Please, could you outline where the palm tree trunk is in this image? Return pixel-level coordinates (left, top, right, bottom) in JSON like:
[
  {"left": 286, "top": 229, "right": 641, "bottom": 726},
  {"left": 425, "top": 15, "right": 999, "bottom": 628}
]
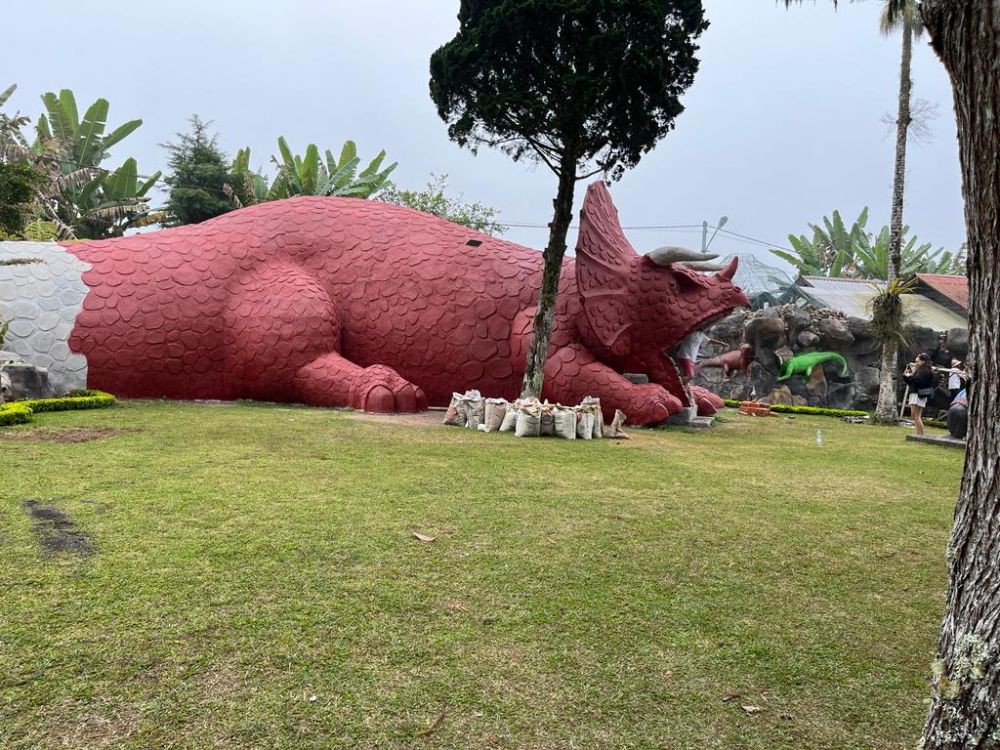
[
  {"left": 919, "top": 1, "right": 1000, "bottom": 746},
  {"left": 520, "top": 158, "right": 577, "bottom": 399},
  {"left": 873, "top": 19, "right": 913, "bottom": 424}
]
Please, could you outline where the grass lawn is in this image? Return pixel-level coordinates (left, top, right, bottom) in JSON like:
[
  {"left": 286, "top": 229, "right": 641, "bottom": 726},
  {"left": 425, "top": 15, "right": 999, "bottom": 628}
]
[{"left": 0, "top": 401, "right": 963, "bottom": 749}]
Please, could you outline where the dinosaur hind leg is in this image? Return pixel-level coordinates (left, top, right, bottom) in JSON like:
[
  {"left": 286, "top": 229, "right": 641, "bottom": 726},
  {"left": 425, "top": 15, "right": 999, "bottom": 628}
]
[{"left": 294, "top": 354, "right": 428, "bottom": 413}]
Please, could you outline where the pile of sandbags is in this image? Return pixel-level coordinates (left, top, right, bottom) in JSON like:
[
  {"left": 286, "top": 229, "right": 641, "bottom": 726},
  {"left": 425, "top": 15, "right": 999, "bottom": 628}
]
[{"left": 443, "top": 392, "right": 629, "bottom": 440}]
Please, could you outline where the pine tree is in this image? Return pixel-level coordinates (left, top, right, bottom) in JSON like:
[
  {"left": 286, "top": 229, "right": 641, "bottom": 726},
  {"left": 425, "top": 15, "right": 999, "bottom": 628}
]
[{"left": 162, "top": 115, "right": 232, "bottom": 226}]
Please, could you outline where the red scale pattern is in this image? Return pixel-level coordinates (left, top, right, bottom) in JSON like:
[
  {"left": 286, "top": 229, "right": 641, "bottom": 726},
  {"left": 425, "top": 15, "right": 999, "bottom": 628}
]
[{"left": 64, "top": 183, "right": 748, "bottom": 424}]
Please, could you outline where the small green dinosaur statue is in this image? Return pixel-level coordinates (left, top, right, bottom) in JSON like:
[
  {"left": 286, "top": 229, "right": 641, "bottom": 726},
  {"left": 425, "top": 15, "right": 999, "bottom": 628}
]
[{"left": 777, "top": 351, "right": 849, "bottom": 381}]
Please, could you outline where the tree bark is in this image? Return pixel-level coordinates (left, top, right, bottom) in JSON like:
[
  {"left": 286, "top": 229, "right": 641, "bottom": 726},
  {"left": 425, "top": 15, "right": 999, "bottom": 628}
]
[
  {"left": 919, "top": 1, "right": 1000, "bottom": 747},
  {"left": 873, "top": 18, "right": 914, "bottom": 424},
  {"left": 520, "top": 159, "right": 578, "bottom": 399}
]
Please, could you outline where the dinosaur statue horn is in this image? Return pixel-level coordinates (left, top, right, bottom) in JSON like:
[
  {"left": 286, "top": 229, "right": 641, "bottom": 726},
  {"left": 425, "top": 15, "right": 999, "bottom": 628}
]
[
  {"left": 718, "top": 256, "right": 739, "bottom": 281},
  {"left": 647, "top": 246, "right": 719, "bottom": 266},
  {"left": 680, "top": 261, "right": 726, "bottom": 272}
]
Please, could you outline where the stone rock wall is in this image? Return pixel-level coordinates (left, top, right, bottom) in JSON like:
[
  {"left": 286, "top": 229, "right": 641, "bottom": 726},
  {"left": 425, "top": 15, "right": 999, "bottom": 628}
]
[{"left": 693, "top": 304, "right": 967, "bottom": 414}]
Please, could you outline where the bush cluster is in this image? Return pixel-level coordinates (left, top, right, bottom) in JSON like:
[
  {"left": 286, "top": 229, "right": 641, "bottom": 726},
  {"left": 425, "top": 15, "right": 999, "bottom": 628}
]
[
  {"left": 0, "top": 401, "right": 33, "bottom": 426},
  {"left": 0, "top": 390, "right": 116, "bottom": 427},
  {"left": 723, "top": 399, "right": 869, "bottom": 418}
]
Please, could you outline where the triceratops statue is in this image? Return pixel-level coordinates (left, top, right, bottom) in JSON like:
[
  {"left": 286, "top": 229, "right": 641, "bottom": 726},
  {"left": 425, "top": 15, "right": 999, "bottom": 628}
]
[{"left": 0, "top": 182, "right": 748, "bottom": 424}]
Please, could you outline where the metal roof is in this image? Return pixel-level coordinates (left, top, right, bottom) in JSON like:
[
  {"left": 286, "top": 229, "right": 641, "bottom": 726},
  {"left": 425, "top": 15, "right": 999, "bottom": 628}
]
[{"left": 797, "top": 276, "right": 968, "bottom": 331}]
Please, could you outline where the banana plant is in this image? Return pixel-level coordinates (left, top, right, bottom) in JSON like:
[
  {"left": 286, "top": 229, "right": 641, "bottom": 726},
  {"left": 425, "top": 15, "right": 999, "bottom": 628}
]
[
  {"left": 226, "top": 138, "right": 396, "bottom": 207},
  {"left": 23, "top": 89, "right": 161, "bottom": 239},
  {"left": 74, "top": 158, "right": 166, "bottom": 238},
  {"left": 770, "top": 207, "right": 869, "bottom": 278},
  {"left": 772, "top": 207, "right": 959, "bottom": 280}
]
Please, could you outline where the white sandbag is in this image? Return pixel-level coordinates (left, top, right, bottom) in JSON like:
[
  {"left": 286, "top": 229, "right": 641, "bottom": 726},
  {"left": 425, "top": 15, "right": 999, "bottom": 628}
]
[
  {"left": 514, "top": 401, "right": 542, "bottom": 437},
  {"left": 499, "top": 400, "right": 519, "bottom": 432},
  {"left": 463, "top": 390, "right": 485, "bottom": 429},
  {"left": 539, "top": 401, "right": 556, "bottom": 436},
  {"left": 553, "top": 406, "right": 577, "bottom": 439},
  {"left": 483, "top": 398, "right": 508, "bottom": 432},
  {"left": 575, "top": 409, "right": 594, "bottom": 440},
  {"left": 582, "top": 396, "right": 603, "bottom": 439},
  {"left": 443, "top": 392, "right": 467, "bottom": 426},
  {"left": 607, "top": 408, "right": 629, "bottom": 439}
]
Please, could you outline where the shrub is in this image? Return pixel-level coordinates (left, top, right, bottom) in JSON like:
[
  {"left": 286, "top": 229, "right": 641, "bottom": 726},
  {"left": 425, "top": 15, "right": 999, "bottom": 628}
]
[
  {"left": 723, "top": 399, "right": 869, "bottom": 418},
  {"left": 0, "top": 401, "right": 32, "bottom": 426},
  {"left": 19, "top": 390, "right": 116, "bottom": 413},
  {"left": 0, "top": 390, "right": 116, "bottom": 428}
]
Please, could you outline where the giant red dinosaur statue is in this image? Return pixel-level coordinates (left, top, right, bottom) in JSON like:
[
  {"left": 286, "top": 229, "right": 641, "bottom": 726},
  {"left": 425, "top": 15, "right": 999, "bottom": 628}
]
[{"left": 0, "top": 182, "right": 749, "bottom": 424}]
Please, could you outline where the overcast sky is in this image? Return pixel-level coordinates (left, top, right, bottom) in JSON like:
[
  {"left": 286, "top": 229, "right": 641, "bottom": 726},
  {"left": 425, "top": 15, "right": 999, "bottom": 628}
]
[{"left": 4, "top": 0, "right": 965, "bottom": 269}]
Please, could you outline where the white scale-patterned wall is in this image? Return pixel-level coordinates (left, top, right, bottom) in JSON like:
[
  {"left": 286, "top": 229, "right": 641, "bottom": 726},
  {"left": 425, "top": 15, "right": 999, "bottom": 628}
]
[{"left": 0, "top": 241, "right": 91, "bottom": 394}]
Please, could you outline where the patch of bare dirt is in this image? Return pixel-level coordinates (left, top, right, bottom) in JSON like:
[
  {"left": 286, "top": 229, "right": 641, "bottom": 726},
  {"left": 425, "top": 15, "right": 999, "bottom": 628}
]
[
  {"left": 22, "top": 500, "right": 95, "bottom": 556},
  {"left": 0, "top": 427, "right": 134, "bottom": 443}
]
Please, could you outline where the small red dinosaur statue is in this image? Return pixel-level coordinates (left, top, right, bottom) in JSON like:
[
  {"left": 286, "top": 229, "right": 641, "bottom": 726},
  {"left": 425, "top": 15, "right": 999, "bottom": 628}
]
[{"left": 698, "top": 343, "right": 755, "bottom": 379}]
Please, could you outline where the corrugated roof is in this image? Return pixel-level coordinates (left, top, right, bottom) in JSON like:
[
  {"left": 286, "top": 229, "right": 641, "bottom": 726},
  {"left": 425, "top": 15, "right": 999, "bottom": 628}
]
[
  {"left": 799, "top": 285, "right": 968, "bottom": 331},
  {"left": 915, "top": 274, "right": 968, "bottom": 312}
]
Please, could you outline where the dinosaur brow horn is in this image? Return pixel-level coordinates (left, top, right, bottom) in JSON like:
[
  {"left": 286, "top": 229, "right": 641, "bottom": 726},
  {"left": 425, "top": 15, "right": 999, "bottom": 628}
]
[
  {"left": 680, "top": 261, "right": 726, "bottom": 272},
  {"left": 646, "top": 246, "right": 719, "bottom": 266}
]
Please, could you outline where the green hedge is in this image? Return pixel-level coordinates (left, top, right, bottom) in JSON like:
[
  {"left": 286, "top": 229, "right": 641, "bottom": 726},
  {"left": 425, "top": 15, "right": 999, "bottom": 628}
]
[
  {"left": 0, "top": 401, "right": 33, "bottom": 426},
  {"left": 0, "top": 390, "right": 116, "bottom": 427},
  {"left": 723, "top": 399, "right": 869, "bottom": 418},
  {"left": 20, "top": 389, "right": 117, "bottom": 413}
]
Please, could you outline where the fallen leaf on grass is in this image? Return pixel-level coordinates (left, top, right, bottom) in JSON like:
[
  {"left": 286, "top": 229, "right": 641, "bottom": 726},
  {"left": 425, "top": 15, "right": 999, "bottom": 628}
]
[
  {"left": 415, "top": 705, "right": 447, "bottom": 737},
  {"left": 412, "top": 531, "right": 437, "bottom": 543},
  {"left": 742, "top": 705, "right": 764, "bottom": 715},
  {"left": 722, "top": 691, "right": 741, "bottom": 702}
]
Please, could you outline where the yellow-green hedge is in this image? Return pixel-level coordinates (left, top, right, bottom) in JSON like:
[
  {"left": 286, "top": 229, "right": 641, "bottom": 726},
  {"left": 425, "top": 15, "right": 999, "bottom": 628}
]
[
  {"left": 0, "top": 390, "right": 116, "bottom": 427},
  {"left": 0, "top": 401, "right": 33, "bottom": 426},
  {"left": 723, "top": 399, "right": 869, "bottom": 418}
]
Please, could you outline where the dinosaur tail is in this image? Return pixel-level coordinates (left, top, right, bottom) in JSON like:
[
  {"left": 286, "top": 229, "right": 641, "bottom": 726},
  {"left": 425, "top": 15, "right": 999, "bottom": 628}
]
[{"left": 830, "top": 353, "right": 849, "bottom": 377}]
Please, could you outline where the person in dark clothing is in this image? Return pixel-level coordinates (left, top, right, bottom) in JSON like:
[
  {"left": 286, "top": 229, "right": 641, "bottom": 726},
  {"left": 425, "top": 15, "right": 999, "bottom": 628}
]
[
  {"left": 948, "top": 388, "right": 968, "bottom": 440},
  {"left": 903, "top": 352, "right": 935, "bottom": 436}
]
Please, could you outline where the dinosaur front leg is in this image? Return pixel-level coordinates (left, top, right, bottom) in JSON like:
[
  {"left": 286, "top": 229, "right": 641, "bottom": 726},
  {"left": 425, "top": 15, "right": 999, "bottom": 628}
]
[
  {"left": 293, "top": 354, "right": 428, "bottom": 413},
  {"left": 542, "top": 344, "right": 683, "bottom": 425}
]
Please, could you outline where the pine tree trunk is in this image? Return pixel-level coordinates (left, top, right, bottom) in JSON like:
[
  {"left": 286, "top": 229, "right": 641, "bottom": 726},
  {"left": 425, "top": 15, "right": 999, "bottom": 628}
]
[
  {"left": 919, "top": 1, "right": 1000, "bottom": 747},
  {"left": 873, "top": 20, "right": 913, "bottom": 425},
  {"left": 520, "top": 162, "right": 578, "bottom": 399}
]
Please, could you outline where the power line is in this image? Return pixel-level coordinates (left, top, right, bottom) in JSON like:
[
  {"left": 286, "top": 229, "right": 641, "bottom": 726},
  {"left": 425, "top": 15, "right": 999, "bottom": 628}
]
[{"left": 23, "top": 154, "right": 798, "bottom": 253}]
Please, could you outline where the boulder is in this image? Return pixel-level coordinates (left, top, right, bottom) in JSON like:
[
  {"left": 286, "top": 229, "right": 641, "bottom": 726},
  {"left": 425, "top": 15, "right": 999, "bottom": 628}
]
[
  {"left": 746, "top": 316, "right": 787, "bottom": 349},
  {"left": 0, "top": 362, "right": 54, "bottom": 401},
  {"left": 797, "top": 331, "right": 820, "bottom": 349},
  {"left": 806, "top": 367, "right": 828, "bottom": 400},
  {"left": 818, "top": 317, "right": 854, "bottom": 348},
  {"left": 766, "top": 384, "right": 793, "bottom": 405},
  {"left": 946, "top": 327, "right": 969, "bottom": 362}
]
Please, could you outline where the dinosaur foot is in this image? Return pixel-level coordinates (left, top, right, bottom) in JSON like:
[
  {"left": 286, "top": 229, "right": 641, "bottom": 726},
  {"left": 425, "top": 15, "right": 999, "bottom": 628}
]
[{"left": 349, "top": 365, "right": 428, "bottom": 413}]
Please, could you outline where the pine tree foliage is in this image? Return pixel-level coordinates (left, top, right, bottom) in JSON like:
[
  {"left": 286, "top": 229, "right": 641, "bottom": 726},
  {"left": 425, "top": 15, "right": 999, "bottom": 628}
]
[{"left": 162, "top": 115, "right": 233, "bottom": 226}]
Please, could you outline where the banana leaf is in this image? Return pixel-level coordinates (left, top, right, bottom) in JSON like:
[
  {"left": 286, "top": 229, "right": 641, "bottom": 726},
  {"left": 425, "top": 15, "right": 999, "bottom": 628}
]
[
  {"left": 76, "top": 99, "right": 109, "bottom": 168},
  {"left": 41, "top": 92, "right": 74, "bottom": 144},
  {"left": 101, "top": 119, "right": 143, "bottom": 153},
  {"left": 0, "top": 83, "right": 15, "bottom": 108}
]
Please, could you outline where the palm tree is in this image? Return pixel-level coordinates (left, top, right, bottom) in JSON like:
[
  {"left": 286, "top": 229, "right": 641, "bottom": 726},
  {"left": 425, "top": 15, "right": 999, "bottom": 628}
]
[{"left": 871, "top": 0, "right": 924, "bottom": 425}]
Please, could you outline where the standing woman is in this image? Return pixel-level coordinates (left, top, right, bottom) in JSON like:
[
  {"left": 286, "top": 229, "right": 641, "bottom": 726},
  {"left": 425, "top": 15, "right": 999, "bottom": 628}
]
[{"left": 903, "top": 352, "right": 935, "bottom": 436}]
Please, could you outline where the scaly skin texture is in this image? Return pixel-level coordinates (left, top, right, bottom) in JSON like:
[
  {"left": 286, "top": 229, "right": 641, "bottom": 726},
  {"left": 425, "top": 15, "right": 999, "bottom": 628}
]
[
  {"left": 777, "top": 351, "right": 849, "bottom": 381},
  {"left": 699, "top": 343, "right": 754, "bottom": 379},
  {"left": 63, "top": 182, "right": 749, "bottom": 425}
]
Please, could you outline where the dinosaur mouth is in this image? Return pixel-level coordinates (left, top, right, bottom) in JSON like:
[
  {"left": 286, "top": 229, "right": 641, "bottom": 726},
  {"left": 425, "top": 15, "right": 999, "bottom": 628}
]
[{"left": 661, "top": 305, "right": 742, "bottom": 405}]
